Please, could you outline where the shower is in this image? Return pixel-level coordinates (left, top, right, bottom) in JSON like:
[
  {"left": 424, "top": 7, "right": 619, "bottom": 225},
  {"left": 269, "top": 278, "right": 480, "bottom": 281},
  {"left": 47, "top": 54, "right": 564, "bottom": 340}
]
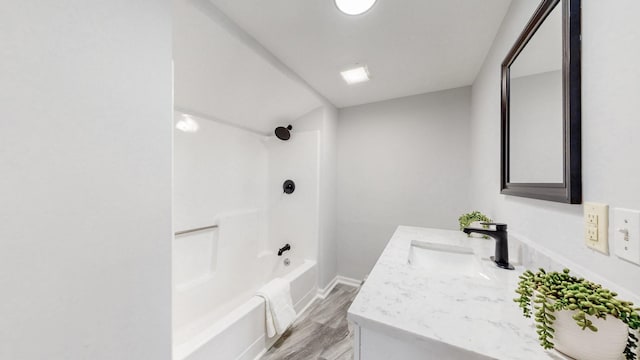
[{"left": 274, "top": 125, "right": 293, "bottom": 141}]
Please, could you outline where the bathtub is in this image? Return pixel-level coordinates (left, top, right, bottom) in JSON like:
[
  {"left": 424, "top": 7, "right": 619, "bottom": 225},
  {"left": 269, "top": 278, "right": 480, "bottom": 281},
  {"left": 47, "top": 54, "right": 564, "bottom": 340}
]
[{"left": 173, "top": 253, "right": 318, "bottom": 360}]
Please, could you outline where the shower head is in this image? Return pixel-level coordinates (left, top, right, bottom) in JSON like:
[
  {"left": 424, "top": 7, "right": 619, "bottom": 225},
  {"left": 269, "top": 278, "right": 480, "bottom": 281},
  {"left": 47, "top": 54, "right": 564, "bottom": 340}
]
[{"left": 274, "top": 125, "right": 292, "bottom": 141}]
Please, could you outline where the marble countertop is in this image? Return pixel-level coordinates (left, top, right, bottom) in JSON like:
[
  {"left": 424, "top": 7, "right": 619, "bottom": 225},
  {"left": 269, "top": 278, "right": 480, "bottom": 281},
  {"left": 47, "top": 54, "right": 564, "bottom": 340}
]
[{"left": 347, "top": 226, "right": 565, "bottom": 360}]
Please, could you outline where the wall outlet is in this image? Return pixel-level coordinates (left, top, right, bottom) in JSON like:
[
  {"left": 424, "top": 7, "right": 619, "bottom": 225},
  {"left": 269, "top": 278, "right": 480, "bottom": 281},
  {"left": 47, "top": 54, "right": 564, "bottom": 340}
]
[
  {"left": 613, "top": 208, "right": 640, "bottom": 266},
  {"left": 584, "top": 202, "right": 609, "bottom": 254},
  {"left": 586, "top": 226, "right": 598, "bottom": 242}
]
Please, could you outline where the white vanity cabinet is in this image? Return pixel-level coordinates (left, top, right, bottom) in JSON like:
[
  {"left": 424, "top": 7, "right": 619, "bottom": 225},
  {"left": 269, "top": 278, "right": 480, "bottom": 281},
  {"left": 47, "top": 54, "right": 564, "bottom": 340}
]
[
  {"left": 351, "top": 323, "right": 493, "bottom": 360},
  {"left": 346, "top": 226, "right": 558, "bottom": 360}
]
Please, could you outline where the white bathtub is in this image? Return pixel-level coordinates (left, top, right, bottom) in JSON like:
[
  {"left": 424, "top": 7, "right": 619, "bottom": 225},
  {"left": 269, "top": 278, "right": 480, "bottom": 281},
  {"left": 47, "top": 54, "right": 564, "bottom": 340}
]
[{"left": 173, "top": 254, "right": 318, "bottom": 360}]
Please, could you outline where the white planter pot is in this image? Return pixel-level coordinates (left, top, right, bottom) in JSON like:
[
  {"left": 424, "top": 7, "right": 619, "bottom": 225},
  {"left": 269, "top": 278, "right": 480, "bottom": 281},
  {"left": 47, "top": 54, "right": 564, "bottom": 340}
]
[{"left": 551, "top": 309, "right": 629, "bottom": 360}]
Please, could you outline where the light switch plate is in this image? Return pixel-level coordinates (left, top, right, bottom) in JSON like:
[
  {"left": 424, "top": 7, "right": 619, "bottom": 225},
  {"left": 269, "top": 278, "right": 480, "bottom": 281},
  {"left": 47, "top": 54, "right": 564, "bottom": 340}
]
[
  {"left": 613, "top": 208, "right": 640, "bottom": 265},
  {"left": 584, "top": 202, "right": 609, "bottom": 254}
]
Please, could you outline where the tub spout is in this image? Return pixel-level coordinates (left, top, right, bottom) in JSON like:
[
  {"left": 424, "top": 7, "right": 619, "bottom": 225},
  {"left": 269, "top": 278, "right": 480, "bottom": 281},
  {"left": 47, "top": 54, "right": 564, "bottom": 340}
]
[{"left": 277, "top": 244, "right": 291, "bottom": 256}]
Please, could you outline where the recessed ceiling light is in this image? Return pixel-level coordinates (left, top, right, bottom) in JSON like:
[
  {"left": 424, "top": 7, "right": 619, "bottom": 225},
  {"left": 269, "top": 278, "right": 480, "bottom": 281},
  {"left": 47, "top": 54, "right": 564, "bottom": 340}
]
[
  {"left": 340, "top": 66, "right": 371, "bottom": 85},
  {"left": 334, "top": 0, "right": 377, "bottom": 16}
]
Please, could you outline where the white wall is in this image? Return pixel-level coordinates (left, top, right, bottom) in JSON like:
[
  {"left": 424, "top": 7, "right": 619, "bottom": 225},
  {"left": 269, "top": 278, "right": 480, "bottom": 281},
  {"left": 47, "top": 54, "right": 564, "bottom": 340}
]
[
  {"left": 173, "top": 115, "right": 268, "bottom": 234},
  {"left": 172, "top": 113, "right": 322, "bottom": 340},
  {"left": 173, "top": 0, "right": 338, "bottom": 289},
  {"left": 266, "top": 130, "right": 320, "bottom": 262},
  {"left": 470, "top": 0, "right": 640, "bottom": 294},
  {"left": 0, "top": 1, "right": 172, "bottom": 359},
  {"left": 172, "top": 0, "right": 323, "bottom": 134},
  {"left": 320, "top": 107, "right": 339, "bottom": 288},
  {"left": 337, "top": 88, "right": 472, "bottom": 280},
  {"left": 172, "top": 114, "right": 269, "bottom": 331},
  {"left": 291, "top": 107, "right": 339, "bottom": 288}
]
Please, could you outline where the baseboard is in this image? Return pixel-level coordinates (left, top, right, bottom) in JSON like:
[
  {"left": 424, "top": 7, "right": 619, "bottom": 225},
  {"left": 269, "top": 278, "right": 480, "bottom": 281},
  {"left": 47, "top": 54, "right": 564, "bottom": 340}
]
[
  {"left": 317, "top": 275, "right": 362, "bottom": 299},
  {"left": 335, "top": 275, "right": 363, "bottom": 288},
  {"left": 317, "top": 277, "right": 339, "bottom": 299}
]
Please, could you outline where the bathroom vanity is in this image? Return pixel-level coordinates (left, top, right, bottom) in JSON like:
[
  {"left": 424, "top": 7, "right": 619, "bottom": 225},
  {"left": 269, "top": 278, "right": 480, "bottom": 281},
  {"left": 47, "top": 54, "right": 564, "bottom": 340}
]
[{"left": 347, "top": 226, "right": 578, "bottom": 360}]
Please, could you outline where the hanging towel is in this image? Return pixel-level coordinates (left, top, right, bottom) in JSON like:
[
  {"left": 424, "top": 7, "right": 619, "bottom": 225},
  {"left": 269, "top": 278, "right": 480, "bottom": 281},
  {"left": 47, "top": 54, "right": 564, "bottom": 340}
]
[{"left": 256, "top": 278, "right": 297, "bottom": 337}]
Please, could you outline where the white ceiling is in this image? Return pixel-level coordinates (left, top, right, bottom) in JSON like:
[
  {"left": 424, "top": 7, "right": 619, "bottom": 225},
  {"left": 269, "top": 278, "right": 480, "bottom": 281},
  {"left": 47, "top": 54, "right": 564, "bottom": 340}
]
[
  {"left": 173, "top": 0, "right": 324, "bottom": 134},
  {"left": 208, "top": 0, "right": 513, "bottom": 108}
]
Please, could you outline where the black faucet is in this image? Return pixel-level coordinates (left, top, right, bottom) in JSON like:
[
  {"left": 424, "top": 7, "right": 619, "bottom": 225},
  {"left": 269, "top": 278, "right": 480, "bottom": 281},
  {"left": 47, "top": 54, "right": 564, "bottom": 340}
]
[
  {"left": 277, "top": 244, "right": 291, "bottom": 256},
  {"left": 463, "top": 222, "right": 514, "bottom": 270}
]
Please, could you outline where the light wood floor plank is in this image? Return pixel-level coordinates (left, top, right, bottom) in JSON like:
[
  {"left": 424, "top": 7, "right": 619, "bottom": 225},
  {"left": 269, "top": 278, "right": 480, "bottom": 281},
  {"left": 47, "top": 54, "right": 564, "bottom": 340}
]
[{"left": 260, "top": 284, "right": 359, "bottom": 360}]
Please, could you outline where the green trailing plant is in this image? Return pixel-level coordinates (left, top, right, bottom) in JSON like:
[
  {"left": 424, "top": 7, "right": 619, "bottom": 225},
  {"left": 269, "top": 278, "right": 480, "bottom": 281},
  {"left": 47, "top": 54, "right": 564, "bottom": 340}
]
[
  {"left": 515, "top": 268, "right": 640, "bottom": 360},
  {"left": 458, "top": 211, "right": 492, "bottom": 239}
]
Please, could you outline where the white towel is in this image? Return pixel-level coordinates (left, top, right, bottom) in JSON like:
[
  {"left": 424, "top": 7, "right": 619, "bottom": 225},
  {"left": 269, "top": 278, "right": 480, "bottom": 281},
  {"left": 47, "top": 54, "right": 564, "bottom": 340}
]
[{"left": 256, "top": 278, "right": 297, "bottom": 338}]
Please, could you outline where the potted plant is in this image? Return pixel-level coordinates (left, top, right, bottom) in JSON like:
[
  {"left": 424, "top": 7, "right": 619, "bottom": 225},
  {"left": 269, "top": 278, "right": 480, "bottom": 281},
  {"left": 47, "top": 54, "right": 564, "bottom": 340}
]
[
  {"left": 458, "top": 211, "right": 491, "bottom": 238},
  {"left": 515, "top": 268, "right": 640, "bottom": 360}
]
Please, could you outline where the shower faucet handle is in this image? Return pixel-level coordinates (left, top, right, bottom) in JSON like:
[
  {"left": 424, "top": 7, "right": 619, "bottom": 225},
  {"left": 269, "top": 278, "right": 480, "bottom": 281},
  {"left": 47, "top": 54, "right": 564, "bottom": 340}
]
[{"left": 283, "top": 180, "right": 295, "bottom": 194}]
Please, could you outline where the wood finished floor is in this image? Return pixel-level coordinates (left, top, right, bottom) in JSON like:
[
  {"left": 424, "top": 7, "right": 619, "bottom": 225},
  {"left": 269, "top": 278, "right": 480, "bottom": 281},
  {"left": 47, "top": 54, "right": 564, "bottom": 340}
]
[{"left": 260, "top": 284, "right": 359, "bottom": 360}]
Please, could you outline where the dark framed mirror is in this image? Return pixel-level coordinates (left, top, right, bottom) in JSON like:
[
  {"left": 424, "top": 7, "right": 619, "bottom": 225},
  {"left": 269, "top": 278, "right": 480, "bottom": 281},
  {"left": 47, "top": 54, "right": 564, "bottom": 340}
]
[{"left": 501, "top": 0, "right": 581, "bottom": 204}]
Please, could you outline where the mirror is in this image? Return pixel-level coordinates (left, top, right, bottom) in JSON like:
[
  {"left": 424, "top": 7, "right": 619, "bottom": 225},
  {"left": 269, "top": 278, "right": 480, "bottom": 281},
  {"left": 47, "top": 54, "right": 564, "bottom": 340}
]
[
  {"left": 501, "top": 0, "right": 582, "bottom": 203},
  {"left": 509, "top": 5, "right": 563, "bottom": 183}
]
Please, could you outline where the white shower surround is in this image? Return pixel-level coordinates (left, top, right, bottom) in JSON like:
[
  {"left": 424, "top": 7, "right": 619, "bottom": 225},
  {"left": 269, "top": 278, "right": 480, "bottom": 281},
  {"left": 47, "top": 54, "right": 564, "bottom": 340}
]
[{"left": 172, "top": 116, "right": 322, "bottom": 359}]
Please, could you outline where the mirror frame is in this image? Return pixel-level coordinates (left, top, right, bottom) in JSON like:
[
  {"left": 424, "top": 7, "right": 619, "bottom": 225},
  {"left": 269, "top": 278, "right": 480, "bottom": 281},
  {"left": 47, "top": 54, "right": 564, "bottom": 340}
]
[{"left": 500, "top": 0, "right": 582, "bottom": 204}]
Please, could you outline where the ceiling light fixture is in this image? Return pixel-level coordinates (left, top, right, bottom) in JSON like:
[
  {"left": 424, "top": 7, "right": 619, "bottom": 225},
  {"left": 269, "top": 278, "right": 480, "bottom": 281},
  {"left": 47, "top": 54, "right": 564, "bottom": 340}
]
[
  {"left": 334, "top": 0, "right": 377, "bottom": 16},
  {"left": 340, "top": 66, "right": 371, "bottom": 85}
]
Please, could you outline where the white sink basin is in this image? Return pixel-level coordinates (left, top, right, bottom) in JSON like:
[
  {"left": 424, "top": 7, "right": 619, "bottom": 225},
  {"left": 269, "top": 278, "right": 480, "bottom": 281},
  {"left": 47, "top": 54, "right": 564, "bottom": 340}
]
[{"left": 408, "top": 240, "right": 491, "bottom": 280}]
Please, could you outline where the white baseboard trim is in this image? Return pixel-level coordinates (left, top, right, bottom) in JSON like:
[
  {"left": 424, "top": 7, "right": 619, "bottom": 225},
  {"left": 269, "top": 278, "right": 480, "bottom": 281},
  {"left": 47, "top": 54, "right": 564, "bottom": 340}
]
[
  {"left": 317, "top": 277, "right": 339, "bottom": 299},
  {"left": 317, "top": 275, "right": 362, "bottom": 299},
  {"left": 336, "top": 275, "right": 363, "bottom": 288}
]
